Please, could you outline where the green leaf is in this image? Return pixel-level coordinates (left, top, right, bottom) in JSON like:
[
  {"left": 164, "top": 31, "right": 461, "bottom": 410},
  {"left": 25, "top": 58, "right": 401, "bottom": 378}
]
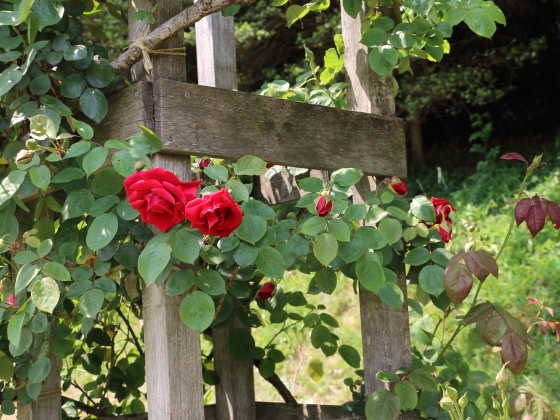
[
  {"left": 404, "top": 247, "right": 430, "bottom": 266},
  {"left": 356, "top": 226, "right": 388, "bottom": 250},
  {"left": 28, "top": 357, "right": 52, "bottom": 384},
  {"left": 302, "top": 216, "right": 327, "bottom": 235},
  {"left": 445, "top": 8, "right": 467, "bottom": 25},
  {"left": 116, "top": 201, "right": 139, "bottom": 220},
  {"left": 85, "top": 60, "right": 115, "bottom": 88},
  {"left": 465, "top": 8, "right": 496, "bottom": 38},
  {"left": 64, "top": 140, "right": 91, "bottom": 159},
  {"left": 14, "top": 251, "right": 37, "bottom": 265},
  {"left": 29, "top": 166, "right": 51, "bottom": 191},
  {"left": 378, "top": 282, "right": 404, "bottom": 308},
  {"left": 361, "top": 28, "right": 387, "bottom": 47},
  {"left": 311, "top": 325, "right": 332, "bottom": 348},
  {"left": 91, "top": 168, "right": 124, "bottom": 197},
  {"left": 299, "top": 177, "right": 324, "bottom": 193},
  {"left": 365, "top": 389, "right": 401, "bottom": 420},
  {"left": 480, "top": 1, "right": 505, "bottom": 24},
  {"left": 89, "top": 195, "right": 119, "bottom": 217},
  {"left": 221, "top": 4, "right": 240, "bottom": 16},
  {"left": 86, "top": 213, "right": 118, "bottom": 251},
  {"left": 377, "top": 370, "right": 401, "bottom": 382},
  {"left": 258, "top": 358, "right": 275, "bottom": 378},
  {"left": 204, "top": 164, "right": 229, "bottom": 182},
  {"left": 43, "top": 261, "right": 71, "bottom": 282},
  {"left": 344, "top": 204, "right": 367, "bottom": 221},
  {"left": 419, "top": 265, "right": 445, "bottom": 296},
  {"left": 234, "top": 155, "right": 267, "bottom": 175},
  {"left": 112, "top": 148, "right": 151, "bottom": 178},
  {"left": 308, "top": 357, "right": 324, "bottom": 382},
  {"left": 406, "top": 0, "right": 435, "bottom": 15},
  {"left": 356, "top": 252, "right": 385, "bottom": 293},
  {"left": 256, "top": 247, "right": 285, "bottom": 279},
  {"left": 373, "top": 16, "right": 395, "bottom": 31},
  {"left": 70, "top": 118, "right": 94, "bottom": 139},
  {"left": 369, "top": 46, "right": 398, "bottom": 78},
  {"left": 8, "top": 302, "right": 27, "bottom": 347},
  {"left": 15, "top": 264, "right": 40, "bottom": 295},
  {"left": 80, "top": 88, "right": 108, "bottom": 123},
  {"left": 378, "top": 218, "right": 402, "bottom": 245},
  {"left": 0, "top": 357, "right": 14, "bottom": 382},
  {"left": 31, "top": 277, "right": 60, "bottom": 313},
  {"left": 60, "top": 74, "right": 86, "bottom": 98},
  {"left": 313, "top": 266, "right": 337, "bottom": 294},
  {"left": 136, "top": 125, "right": 163, "bottom": 153},
  {"left": 233, "top": 242, "right": 258, "bottom": 267},
  {"left": 228, "top": 328, "right": 256, "bottom": 363},
  {"left": 64, "top": 45, "right": 87, "bottom": 61},
  {"left": 327, "top": 219, "right": 351, "bottom": 242},
  {"left": 62, "top": 189, "right": 94, "bottom": 219},
  {"left": 394, "top": 380, "right": 418, "bottom": 411},
  {"left": 51, "top": 168, "right": 84, "bottom": 183},
  {"left": 319, "top": 313, "right": 339, "bottom": 328},
  {"left": 167, "top": 229, "right": 199, "bottom": 263},
  {"left": 166, "top": 269, "right": 195, "bottom": 295},
  {"left": 138, "top": 242, "right": 172, "bottom": 284},
  {"left": 195, "top": 269, "right": 226, "bottom": 295},
  {"left": 314, "top": 233, "right": 338, "bottom": 266},
  {"left": 83, "top": 147, "right": 109, "bottom": 177},
  {"left": 29, "top": 74, "right": 51, "bottom": 95},
  {"left": 225, "top": 179, "right": 249, "bottom": 202},
  {"left": 0, "top": 65, "right": 23, "bottom": 97},
  {"left": 0, "top": 170, "right": 26, "bottom": 207},
  {"left": 285, "top": 5, "right": 309, "bottom": 28},
  {"left": 242, "top": 200, "right": 276, "bottom": 220},
  {"left": 79, "top": 288, "right": 104, "bottom": 318},
  {"left": 180, "top": 291, "right": 215, "bottom": 332},
  {"left": 408, "top": 367, "right": 438, "bottom": 391},
  {"left": 331, "top": 168, "right": 363, "bottom": 187},
  {"left": 31, "top": 0, "right": 63, "bottom": 29},
  {"left": 339, "top": 344, "right": 361, "bottom": 368},
  {"left": 343, "top": 0, "right": 362, "bottom": 18},
  {"left": 431, "top": 248, "right": 453, "bottom": 266},
  {"left": 235, "top": 214, "right": 267, "bottom": 244}
]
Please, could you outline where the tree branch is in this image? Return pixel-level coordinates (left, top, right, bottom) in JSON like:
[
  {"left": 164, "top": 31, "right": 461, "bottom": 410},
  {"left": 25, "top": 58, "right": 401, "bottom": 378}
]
[
  {"left": 253, "top": 359, "right": 298, "bottom": 404},
  {"left": 110, "top": 0, "right": 255, "bottom": 76}
]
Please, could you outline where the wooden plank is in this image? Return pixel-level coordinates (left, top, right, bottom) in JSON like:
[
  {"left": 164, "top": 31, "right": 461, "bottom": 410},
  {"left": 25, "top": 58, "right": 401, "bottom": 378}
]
[
  {"left": 153, "top": 80, "right": 406, "bottom": 178},
  {"left": 341, "top": 2, "right": 416, "bottom": 415},
  {"left": 97, "top": 403, "right": 362, "bottom": 420},
  {"left": 253, "top": 168, "right": 330, "bottom": 206},
  {"left": 128, "top": 0, "right": 205, "bottom": 419},
  {"left": 194, "top": 12, "right": 256, "bottom": 420}
]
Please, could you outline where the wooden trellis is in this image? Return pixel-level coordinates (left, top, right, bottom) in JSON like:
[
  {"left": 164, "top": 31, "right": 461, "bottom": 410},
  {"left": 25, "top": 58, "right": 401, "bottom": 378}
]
[{"left": 16, "top": 0, "right": 416, "bottom": 418}]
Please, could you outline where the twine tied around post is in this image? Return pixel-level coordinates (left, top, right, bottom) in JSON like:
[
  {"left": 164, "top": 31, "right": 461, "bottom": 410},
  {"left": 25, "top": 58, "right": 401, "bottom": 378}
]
[
  {"left": 36, "top": 388, "right": 62, "bottom": 401},
  {"left": 125, "top": 27, "right": 186, "bottom": 73}
]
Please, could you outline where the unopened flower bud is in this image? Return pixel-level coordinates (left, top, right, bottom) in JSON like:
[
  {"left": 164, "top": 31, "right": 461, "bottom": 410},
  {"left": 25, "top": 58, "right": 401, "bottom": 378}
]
[
  {"left": 287, "top": 212, "right": 297, "bottom": 221},
  {"left": 440, "top": 397, "right": 455, "bottom": 411},
  {"left": 134, "top": 160, "right": 146, "bottom": 171},
  {"left": 446, "top": 387, "right": 458, "bottom": 400},
  {"left": 492, "top": 399, "right": 500, "bottom": 410},
  {"left": 496, "top": 364, "right": 510, "bottom": 391},
  {"left": 26, "top": 139, "right": 39, "bottom": 150},
  {"left": 458, "top": 394, "right": 468, "bottom": 409},
  {"left": 502, "top": 400, "right": 510, "bottom": 410},
  {"left": 15, "top": 149, "right": 34, "bottom": 165}
]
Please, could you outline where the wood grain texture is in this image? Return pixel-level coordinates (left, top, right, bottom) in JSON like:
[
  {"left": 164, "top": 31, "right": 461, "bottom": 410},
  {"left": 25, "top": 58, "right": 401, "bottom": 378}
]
[
  {"left": 17, "top": 356, "right": 62, "bottom": 420},
  {"left": 342, "top": 4, "right": 417, "bottom": 419},
  {"left": 195, "top": 10, "right": 237, "bottom": 90},
  {"left": 153, "top": 80, "right": 406, "bottom": 178},
  {"left": 97, "top": 402, "right": 363, "bottom": 420},
  {"left": 254, "top": 169, "right": 330, "bottom": 206}
]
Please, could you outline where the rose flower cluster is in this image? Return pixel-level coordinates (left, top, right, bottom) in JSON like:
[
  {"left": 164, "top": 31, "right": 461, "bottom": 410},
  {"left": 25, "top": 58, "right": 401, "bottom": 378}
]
[{"left": 124, "top": 168, "right": 242, "bottom": 236}]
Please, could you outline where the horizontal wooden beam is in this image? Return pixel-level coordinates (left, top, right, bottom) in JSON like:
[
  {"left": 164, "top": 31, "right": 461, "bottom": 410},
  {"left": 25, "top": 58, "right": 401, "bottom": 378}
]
[{"left": 153, "top": 80, "right": 406, "bottom": 178}]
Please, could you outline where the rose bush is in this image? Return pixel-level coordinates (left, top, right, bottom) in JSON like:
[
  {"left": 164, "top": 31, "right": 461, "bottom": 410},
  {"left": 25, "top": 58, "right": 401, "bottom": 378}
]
[
  {"left": 124, "top": 168, "right": 203, "bottom": 232},
  {"left": 185, "top": 188, "right": 243, "bottom": 237}
]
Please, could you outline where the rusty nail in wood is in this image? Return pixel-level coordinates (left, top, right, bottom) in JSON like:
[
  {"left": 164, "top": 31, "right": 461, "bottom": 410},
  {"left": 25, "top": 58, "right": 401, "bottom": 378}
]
[
  {"left": 185, "top": 93, "right": 191, "bottom": 99},
  {"left": 168, "top": 135, "right": 174, "bottom": 141}
]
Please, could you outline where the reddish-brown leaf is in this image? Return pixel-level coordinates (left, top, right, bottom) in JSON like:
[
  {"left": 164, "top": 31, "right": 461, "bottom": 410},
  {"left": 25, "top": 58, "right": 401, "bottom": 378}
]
[
  {"left": 444, "top": 260, "right": 473, "bottom": 305},
  {"left": 477, "top": 249, "right": 499, "bottom": 279},
  {"left": 546, "top": 201, "right": 560, "bottom": 230},
  {"left": 482, "top": 315, "right": 508, "bottom": 345},
  {"left": 545, "top": 307, "right": 554, "bottom": 317},
  {"left": 501, "top": 331, "right": 528, "bottom": 375},
  {"left": 537, "top": 320, "right": 549, "bottom": 335},
  {"left": 531, "top": 194, "right": 543, "bottom": 209},
  {"left": 461, "top": 302, "right": 494, "bottom": 325},
  {"left": 493, "top": 305, "right": 534, "bottom": 349},
  {"left": 553, "top": 322, "right": 560, "bottom": 341},
  {"left": 526, "top": 206, "right": 546, "bottom": 238},
  {"left": 463, "top": 249, "right": 490, "bottom": 282},
  {"left": 514, "top": 198, "right": 532, "bottom": 227},
  {"left": 500, "top": 152, "right": 527, "bottom": 163}
]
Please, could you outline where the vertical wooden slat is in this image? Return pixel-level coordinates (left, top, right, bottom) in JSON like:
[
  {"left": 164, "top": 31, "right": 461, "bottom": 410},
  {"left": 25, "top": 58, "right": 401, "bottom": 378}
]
[
  {"left": 341, "top": 1, "right": 414, "bottom": 400},
  {"left": 195, "top": 10, "right": 257, "bottom": 420},
  {"left": 128, "top": 1, "right": 204, "bottom": 420}
]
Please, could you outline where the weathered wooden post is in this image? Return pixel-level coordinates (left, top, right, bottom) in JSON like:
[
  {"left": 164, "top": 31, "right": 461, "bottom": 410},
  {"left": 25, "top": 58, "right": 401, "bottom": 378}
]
[
  {"left": 195, "top": 9, "right": 257, "bottom": 420},
  {"left": 341, "top": 0, "right": 415, "bottom": 408},
  {"left": 127, "top": 0, "right": 205, "bottom": 419}
]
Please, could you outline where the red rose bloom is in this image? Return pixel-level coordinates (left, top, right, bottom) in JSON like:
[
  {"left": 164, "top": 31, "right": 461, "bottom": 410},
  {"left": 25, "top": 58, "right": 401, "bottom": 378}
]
[
  {"left": 184, "top": 188, "right": 243, "bottom": 237},
  {"left": 430, "top": 198, "right": 456, "bottom": 243},
  {"left": 199, "top": 158, "right": 211, "bottom": 169},
  {"left": 266, "top": 164, "right": 274, "bottom": 168},
  {"left": 124, "top": 168, "right": 202, "bottom": 232},
  {"left": 389, "top": 176, "right": 407, "bottom": 196},
  {"left": 257, "top": 282, "right": 275, "bottom": 300},
  {"left": 316, "top": 196, "right": 333, "bottom": 217}
]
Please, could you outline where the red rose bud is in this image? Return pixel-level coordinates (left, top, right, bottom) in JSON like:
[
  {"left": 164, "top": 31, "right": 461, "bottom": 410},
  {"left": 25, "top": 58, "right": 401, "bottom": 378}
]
[
  {"left": 316, "top": 196, "right": 333, "bottom": 217},
  {"left": 124, "top": 168, "right": 202, "bottom": 232},
  {"left": 15, "top": 149, "right": 34, "bottom": 165},
  {"left": 8, "top": 295, "right": 14, "bottom": 306},
  {"left": 257, "top": 282, "right": 275, "bottom": 300},
  {"left": 185, "top": 188, "right": 243, "bottom": 237},
  {"left": 389, "top": 176, "right": 407, "bottom": 196},
  {"left": 527, "top": 297, "right": 538, "bottom": 305},
  {"left": 199, "top": 158, "right": 211, "bottom": 169},
  {"left": 437, "top": 220, "right": 452, "bottom": 243},
  {"left": 431, "top": 197, "right": 456, "bottom": 224},
  {"left": 266, "top": 164, "right": 274, "bottom": 168}
]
